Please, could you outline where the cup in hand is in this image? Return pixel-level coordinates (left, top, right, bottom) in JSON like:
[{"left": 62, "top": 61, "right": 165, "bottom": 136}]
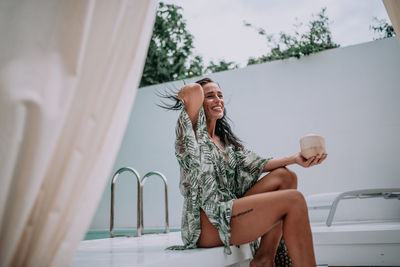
[{"left": 300, "top": 134, "right": 326, "bottom": 159}]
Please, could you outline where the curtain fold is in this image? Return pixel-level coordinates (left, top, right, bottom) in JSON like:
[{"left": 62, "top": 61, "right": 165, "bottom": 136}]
[
  {"left": 383, "top": 0, "right": 400, "bottom": 42},
  {"left": 0, "top": 0, "right": 157, "bottom": 266}
]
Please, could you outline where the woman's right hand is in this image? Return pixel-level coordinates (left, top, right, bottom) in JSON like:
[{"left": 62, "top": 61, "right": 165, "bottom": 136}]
[{"left": 294, "top": 152, "right": 327, "bottom": 168}]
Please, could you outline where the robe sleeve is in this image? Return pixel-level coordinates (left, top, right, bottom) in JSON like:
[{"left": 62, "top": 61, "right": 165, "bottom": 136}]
[{"left": 175, "top": 105, "right": 206, "bottom": 196}]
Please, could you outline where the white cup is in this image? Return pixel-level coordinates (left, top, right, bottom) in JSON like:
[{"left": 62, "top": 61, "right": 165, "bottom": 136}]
[{"left": 299, "top": 134, "right": 326, "bottom": 159}]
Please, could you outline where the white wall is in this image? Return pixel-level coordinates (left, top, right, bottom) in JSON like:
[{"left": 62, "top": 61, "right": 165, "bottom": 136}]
[{"left": 89, "top": 37, "right": 400, "bottom": 230}]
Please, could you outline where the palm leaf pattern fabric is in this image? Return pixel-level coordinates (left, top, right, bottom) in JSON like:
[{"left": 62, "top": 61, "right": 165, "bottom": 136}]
[{"left": 173, "top": 106, "right": 269, "bottom": 255}]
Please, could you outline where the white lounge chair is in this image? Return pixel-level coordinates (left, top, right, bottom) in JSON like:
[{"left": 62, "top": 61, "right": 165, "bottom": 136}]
[{"left": 306, "top": 188, "right": 400, "bottom": 266}]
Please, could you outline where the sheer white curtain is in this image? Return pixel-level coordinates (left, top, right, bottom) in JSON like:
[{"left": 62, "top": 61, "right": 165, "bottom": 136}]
[
  {"left": 383, "top": 0, "right": 400, "bottom": 42},
  {"left": 0, "top": 0, "right": 157, "bottom": 266}
]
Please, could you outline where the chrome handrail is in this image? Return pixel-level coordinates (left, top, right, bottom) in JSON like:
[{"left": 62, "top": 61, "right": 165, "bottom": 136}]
[
  {"left": 110, "top": 167, "right": 142, "bottom": 237},
  {"left": 140, "top": 171, "right": 169, "bottom": 235}
]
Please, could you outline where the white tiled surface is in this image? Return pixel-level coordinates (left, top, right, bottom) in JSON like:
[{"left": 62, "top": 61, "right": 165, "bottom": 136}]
[
  {"left": 312, "top": 221, "right": 400, "bottom": 266},
  {"left": 70, "top": 232, "right": 252, "bottom": 267},
  {"left": 71, "top": 222, "right": 400, "bottom": 266}
]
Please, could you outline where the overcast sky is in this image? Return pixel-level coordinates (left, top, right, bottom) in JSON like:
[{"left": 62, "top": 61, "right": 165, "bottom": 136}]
[{"left": 162, "top": 0, "right": 391, "bottom": 66}]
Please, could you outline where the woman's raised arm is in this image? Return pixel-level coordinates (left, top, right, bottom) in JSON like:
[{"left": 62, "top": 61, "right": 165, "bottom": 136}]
[{"left": 178, "top": 83, "right": 204, "bottom": 128}]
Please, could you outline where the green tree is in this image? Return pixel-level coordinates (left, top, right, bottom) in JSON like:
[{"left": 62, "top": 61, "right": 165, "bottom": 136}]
[
  {"left": 370, "top": 17, "right": 396, "bottom": 40},
  {"left": 139, "top": 2, "right": 203, "bottom": 87},
  {"left": 246, "top": 8, "right": 339, "bottom": 65},
  {"left": 140, "top": 2, "right": 241, "bottom": 86},
  {"left": 187, "top": 55, "right": 204, "bottom": 78}
]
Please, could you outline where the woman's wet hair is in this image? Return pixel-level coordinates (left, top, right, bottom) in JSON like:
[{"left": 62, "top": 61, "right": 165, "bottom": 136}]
[{"left": 158, "top": 77, "right": 244, "bottom": 150}]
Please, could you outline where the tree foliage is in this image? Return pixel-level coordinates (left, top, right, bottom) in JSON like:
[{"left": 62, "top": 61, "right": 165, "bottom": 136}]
[
  {"left": 141, "top": 4, "right": 343, "bottom": 86},
  {"left": 370, "top": 17, "right": 396, "bottom": 40},
  {"left": 140, "top": 2, "right": 197, "bottom": 87},
  {"left": 205, "top": 60, "right": 239, "bottom": 74},
  {"left": 246, "top": 8, "right": 340, "bottom": 65},
  {"left": 139, "top": 2, "right": 239, "bottom": 87}
]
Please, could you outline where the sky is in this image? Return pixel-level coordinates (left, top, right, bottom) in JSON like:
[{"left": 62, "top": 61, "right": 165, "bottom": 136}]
[{"left": 162, "top": 0, "right": 391, "bottom": 66}]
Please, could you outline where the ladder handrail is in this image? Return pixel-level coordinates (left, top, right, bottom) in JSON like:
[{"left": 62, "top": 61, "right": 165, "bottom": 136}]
[
  {"left": 110, "top": 167, "right": 142, "bottom": 237},
  {"left": 140, "top": 171, "right": 169, "bottom": 235}
]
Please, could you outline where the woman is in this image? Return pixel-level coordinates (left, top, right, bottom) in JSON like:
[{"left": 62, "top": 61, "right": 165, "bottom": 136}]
[{"left": 168, "top": 77, "right": 327, "bottom": 267}]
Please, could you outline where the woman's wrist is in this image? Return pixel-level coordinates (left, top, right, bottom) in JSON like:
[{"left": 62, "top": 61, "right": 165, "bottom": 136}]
[
  {"left": 263, "top": 155, "right": 296, "bottom": 172},
  {"left": 285, "top": 154, "right": 297, "bottom": 166}
]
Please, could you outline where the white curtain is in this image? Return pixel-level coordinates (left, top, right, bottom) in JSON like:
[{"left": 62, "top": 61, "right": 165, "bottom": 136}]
[
  {"left": 0, "top": 0, "right": 157, "bottom": 266},
  {"left": 383, "top": 0, "right": 400, "bottom": 42}
]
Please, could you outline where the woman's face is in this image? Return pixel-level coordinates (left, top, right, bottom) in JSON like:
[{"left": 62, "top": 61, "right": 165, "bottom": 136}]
[{"left": 202, "top": 82, "right": 224, "bottom": 120}]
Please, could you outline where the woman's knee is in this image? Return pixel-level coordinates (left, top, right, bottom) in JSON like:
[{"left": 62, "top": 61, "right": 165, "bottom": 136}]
[
  {"left": 285, "top": 189, "right": 308, "bottom": 212},
  {"left": 272, "top": 167, "right": 298, "bottom": 189}
]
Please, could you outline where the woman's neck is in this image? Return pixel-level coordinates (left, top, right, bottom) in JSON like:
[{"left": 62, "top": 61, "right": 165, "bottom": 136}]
[
  {"left": 207, "top": 118, "right": 225, "bottom": 151},
  {"left": 206, "top": 118, "right": 217, "bottom": 138}
]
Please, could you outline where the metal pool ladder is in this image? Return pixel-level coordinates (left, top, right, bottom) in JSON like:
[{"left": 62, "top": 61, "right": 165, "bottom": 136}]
[
  {"left": 109, "top": 167, "right": 169, "bottom": 237},
  {"left": 140, "top": 171, "right": 169, "bottom": 234}
]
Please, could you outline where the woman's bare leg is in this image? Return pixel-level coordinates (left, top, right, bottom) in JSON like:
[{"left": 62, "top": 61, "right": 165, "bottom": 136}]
[
  {"left": 198, "top": 168, "right": 315, "bottom": 266},
  {"left": 198, "top": 167, "right": 295, "bottom": 247},
  {"left": 244, "top": 167, "right": 298, "bottom": 197},
  {"left": 198, "top": 210, "right": 223, "bottom": 247},
  {"left": 243, "top": 167, "right": 297, "bottom": 266},
  {"left": 230, "top": 190, "right": 316, "bottom": 267},
  {"left": 249, "top": 221, "right": 283, "bottom": 267}
]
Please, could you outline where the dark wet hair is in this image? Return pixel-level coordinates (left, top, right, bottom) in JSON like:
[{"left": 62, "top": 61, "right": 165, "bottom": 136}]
[{"left": 159, "top": 78, "right": 244, "bottom": 150}]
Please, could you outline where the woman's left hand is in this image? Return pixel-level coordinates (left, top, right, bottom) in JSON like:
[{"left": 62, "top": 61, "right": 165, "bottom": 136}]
[{"left": 294, "top": 152, "right": 327, "bottom": 168}]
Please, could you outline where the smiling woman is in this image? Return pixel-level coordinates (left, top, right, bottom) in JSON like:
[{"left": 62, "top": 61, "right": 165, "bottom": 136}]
[
  {"left": 195, "top": 78, "right": 244, "bottom": 151},
  {"left": 160, "top": 77, "right": 327, "bottom": 267}
]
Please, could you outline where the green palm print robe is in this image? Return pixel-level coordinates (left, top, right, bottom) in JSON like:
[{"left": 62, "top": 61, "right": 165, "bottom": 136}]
[{"left": 175, "top": 106, "right": 269, "bottom": 255}]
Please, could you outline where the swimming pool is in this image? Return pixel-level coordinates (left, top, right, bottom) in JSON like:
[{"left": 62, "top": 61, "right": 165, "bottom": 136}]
[{"left": 83, "top": 229, "right": 181, "bottom": 240}]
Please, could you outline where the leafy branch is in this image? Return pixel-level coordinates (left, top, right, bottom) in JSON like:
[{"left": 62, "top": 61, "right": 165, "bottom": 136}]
[
  {"left": 245, "top": 8, "right": 340, "bottom": 65},
  {"left": 370, "top": 17, "right": 395, "bottom": 40}
]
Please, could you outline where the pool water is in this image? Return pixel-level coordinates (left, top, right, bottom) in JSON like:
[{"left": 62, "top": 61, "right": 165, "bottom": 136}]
[{"left": 83, "top": 229, "right": 181, "bottom": 240}]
